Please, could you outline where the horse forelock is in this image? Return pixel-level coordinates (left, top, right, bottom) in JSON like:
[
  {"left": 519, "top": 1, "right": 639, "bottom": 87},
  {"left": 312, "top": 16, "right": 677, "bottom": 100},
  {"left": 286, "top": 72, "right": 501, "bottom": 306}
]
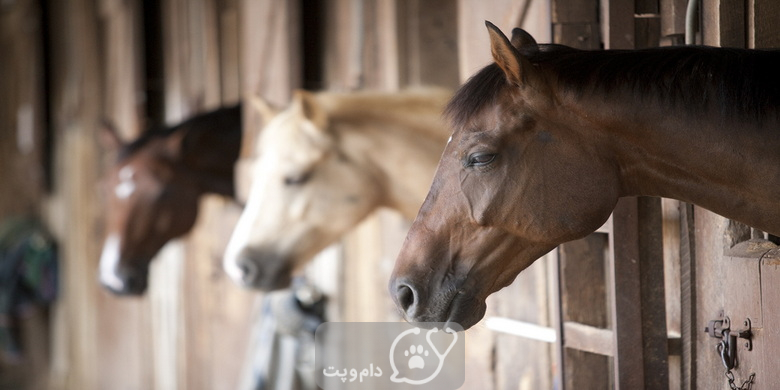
[{"left": 445, "top": 63, "right": 509, "bottom": 130}]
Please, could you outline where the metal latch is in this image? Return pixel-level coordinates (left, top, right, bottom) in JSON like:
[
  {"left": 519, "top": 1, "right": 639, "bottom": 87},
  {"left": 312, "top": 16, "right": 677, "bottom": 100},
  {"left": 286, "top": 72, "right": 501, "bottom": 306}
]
[{"left": 704, "top": 316, "right": 753, "bottom": 370}]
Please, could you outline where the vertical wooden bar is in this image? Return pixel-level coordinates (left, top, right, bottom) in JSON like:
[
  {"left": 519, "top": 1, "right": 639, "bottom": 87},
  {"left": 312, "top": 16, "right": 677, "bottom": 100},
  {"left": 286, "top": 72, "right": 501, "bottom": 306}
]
[
  {"left": 559, "top": 235, "right": 610, "bottom": 389},
  {"left": 660, "top": 0, "right": 688, "bottom": 44},
  {"left": 0, "top": 0, "right": 47, "bottom": 218},
  {"left": 552, "top": 0, "right": 601, "bottom": 49},
  {"left": 0, "top": 1, "right": 49, "bottom": 387},
  {"left": 609, "top": 198, "right": 646, "bottom": 390},
  {"left": 637, "top": 197, "right": 670, "bottom": 389},
  {"left": 751, "top": 0, "right": 780, "bottom": 48},
  {"left": 396, "top": 0, "right": 459, "bottom": 89},
  {"left": 679, "top": 203, "right": 696, "bottom": 390},
  {"left": 701, "top": 0, "right": 745, "bottom": 47},
  {"left": 45, "top": 0, "right": 104, "bottom": 388},
  {"left": 610, "top": 197, "right": 669, "bottom": 390},
  {"left": 601, "top": 0, "right": 635, "bottom": 49}
]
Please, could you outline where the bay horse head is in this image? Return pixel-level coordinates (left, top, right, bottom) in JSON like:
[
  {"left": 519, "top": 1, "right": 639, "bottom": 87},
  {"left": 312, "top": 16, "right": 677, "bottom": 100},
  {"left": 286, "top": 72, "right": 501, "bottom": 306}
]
[
  {"left": 224, "top": 89, "right": 450, "bottom": 291},
  {"left": 390, "top": 23, "right": 622, "bottom": 329},
  {"left": 99, "top": 106, "right": 241, "bottom": 295},
  {"left": 391, "top": 21, "right": 780, "bottom": 329}
]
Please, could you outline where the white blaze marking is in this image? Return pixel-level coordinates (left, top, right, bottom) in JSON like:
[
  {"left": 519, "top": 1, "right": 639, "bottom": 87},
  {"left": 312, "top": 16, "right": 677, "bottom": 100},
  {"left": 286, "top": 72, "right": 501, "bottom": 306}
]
[
  {"left": 115, "top": 166, "right": 136, "bottom": 199},
  {"left": 99, "top": 234, "right": 125, "bottom": 291}
]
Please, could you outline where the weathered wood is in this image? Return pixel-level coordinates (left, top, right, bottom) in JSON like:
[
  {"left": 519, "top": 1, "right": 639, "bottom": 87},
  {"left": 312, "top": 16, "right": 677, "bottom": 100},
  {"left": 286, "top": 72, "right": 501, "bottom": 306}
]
[
  {"left": 0, "top": 3, "right": 49, "bottom": 388},
  {"left": 702, "top": 0, "right": 745, "bottom": 47},
  {"left": 552, "top": 0, "right": 598, "bottom": 24},
  {"left": 660, "top": 0, "right": 688, "bottom": 41},
  {"left": 601, "top": 0, "right": 635, "bottom": 49},
  {"left": 635, "top": 14, "right": 661, "bottom": 49},
  {"left": 662, "top": 199, "right": 682, "bottom": 389},
  {"left": 0, "top": 0, "right": 47, "bottom": 219},
  {"left": 563, "top": 322, "right": 613, "bottom": 356},
  {"left": 680, "top": 202, "right": 697, "bottom": 390},
  {"left": 760, "top": 248, "right": 780, "bottom": 388},
  {"left": 559, "top": 234, "right": 609, "bottom": 389},
  {"left": 396, "top": 0, "right": 460, "bottom": 88},
  {"left": 45, "top": 1, "right": 105, "bottom": 388},
  {"left": 610, "top": 197, "right": 669, "bottom": 390},
  {"left": 752, "top": 0, "right": 780, "bottom": 48}
]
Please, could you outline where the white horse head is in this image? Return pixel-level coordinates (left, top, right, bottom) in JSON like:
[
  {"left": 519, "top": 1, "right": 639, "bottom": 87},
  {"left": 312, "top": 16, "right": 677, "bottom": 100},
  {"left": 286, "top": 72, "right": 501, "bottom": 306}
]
[{"left": 223, "top": 89, "right": 450, "bottom": 290}]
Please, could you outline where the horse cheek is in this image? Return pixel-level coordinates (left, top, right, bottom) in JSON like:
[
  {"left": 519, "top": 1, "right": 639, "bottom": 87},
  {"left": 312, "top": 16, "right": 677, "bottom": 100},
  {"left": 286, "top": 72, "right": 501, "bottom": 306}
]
[{"left": 457, "top": 170, "right": 490, "bottom": 226}]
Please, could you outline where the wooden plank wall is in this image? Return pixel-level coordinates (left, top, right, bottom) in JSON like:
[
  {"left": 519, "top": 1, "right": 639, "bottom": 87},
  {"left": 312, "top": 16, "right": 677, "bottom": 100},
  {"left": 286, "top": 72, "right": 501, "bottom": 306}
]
[
  {"left": 0, "top": 1, "right": 49, "bottom": 389},
  {"left": 18, "top": 1, "right": 780, "bottom": 389},
  {"left": 694, "top": 2, "right": 780, "bottom": 389},
  {"left": 36, "top": 1, "right": 298, "bottom": 390}
]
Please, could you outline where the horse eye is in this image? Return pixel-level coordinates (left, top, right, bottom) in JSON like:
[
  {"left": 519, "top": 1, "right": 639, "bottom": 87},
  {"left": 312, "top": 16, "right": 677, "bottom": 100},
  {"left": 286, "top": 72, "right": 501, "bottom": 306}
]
[
  {"left": 284, "top": 171, "right": 312, "bottom": 186},
  {"left": 467, "top": 153, "right": 496, "bottom": 167}
]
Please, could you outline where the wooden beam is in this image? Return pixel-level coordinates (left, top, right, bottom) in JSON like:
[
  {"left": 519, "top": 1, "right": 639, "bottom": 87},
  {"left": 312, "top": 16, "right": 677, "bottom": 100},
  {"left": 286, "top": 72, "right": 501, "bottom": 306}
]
[{"left": 563, "top": 322, "right": 613, "bottom": 356}]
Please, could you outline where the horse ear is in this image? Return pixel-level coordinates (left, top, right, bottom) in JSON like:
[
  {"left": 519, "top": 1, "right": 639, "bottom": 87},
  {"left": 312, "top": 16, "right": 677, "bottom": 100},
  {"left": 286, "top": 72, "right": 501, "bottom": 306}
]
[
  {"left": 510, "top": 28, "right": 538, "bottom": 51},
  {"left": 292, "top": 90, "right": 328, "bottom": 130},
  {"left": 250, "top": 95, "right": 278, "bottom": 126},
  {"left": 99, "top": 119, "right": 126, "bottom": 151},
  {"left": 486, "top": 21, "right": 531, "bottom": 87}
]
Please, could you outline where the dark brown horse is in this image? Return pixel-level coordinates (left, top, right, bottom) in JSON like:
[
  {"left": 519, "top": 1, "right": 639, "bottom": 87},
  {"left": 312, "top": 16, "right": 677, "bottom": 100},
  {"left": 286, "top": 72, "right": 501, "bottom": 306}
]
[
  {"left": 390, "top": 22, "right": 780, "bottom": 330},
  {"left": 99, "top": 105, "right": 241, "bottom": 295}
]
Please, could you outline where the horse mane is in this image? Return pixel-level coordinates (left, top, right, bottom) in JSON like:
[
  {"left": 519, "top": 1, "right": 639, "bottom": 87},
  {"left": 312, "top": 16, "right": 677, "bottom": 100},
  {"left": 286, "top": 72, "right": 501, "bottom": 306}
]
[
  {"left": 446, "top": 44, "right": 780, "bottom": 128},
  {"left": 320, "top": 89, "right": 452, "bottom": 141},
  {"left": 118, "top": 104, "right": 242, "bottom": 161}
]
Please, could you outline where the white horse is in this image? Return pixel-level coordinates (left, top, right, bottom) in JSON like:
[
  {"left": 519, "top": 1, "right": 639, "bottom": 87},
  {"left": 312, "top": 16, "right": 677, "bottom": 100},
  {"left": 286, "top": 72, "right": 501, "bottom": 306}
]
[{"left": 223, "top": 88, "right": 451, "bottom": 290}]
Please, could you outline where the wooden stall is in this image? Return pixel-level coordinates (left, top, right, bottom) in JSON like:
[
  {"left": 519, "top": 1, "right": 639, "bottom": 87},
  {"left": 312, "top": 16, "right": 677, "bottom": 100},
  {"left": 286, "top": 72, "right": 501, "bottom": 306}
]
[{"left": 2, "top": 0, "right": 780, "bottom": 389}]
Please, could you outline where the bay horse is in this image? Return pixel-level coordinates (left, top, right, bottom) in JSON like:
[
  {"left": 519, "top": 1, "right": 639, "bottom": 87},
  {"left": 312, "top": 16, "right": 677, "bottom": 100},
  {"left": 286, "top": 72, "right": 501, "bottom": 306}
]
[
  {"left": 390, "top": 22, "right": 780, "bottom": 330},
  {"left": 223, "top": 88, "right": 451, "bottom": 290},
  {"left": 99, "top": 105, "right": 241, "bottom": 295}
]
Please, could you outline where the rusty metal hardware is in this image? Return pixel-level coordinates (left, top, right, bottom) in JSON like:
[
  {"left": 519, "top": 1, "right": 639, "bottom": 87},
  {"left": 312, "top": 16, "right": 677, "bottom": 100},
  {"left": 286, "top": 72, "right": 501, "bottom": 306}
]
[
  {"left": 705, "top": 316, "right": 755, "bottom": 389},
  {"left": 704, "top": 317, "right": 753, "bottom": 369}
]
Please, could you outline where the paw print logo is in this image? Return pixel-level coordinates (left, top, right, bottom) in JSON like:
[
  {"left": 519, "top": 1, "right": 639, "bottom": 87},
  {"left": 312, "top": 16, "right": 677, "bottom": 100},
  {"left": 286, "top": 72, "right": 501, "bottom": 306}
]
[
  {"left": 389, "top": 327, "right": 458, "bottom": 385},
  {"left": 405, "top": 345, "right": 429, "bottom": 369}
]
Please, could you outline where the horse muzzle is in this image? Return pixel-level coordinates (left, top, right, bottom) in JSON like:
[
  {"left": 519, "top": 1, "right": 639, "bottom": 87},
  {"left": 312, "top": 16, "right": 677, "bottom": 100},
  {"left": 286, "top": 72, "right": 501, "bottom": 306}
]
[
  {"left": 100, "top": 268, "right": 149, "bottom": 295},
  {"left": 225, "top": 248, "right": 293, "bottom": 291},
  {"left": 390, "top": 275, "right": 486, "bottom": 330}
]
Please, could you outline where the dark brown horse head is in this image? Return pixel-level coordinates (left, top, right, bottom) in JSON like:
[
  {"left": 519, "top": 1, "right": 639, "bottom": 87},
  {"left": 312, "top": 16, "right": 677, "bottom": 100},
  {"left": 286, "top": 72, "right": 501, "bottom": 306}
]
[
  {"left": 390, "top": 23, "right": 619, "bottom": 329},
  {"left": 99, "top": 106, "right": 241, "bottom": 295}
]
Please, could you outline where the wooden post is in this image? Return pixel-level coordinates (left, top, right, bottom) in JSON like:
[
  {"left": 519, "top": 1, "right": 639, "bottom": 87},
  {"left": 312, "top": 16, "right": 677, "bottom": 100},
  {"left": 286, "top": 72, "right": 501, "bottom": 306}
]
[
  {"left": 559, "top": 235, "right": 610, "bottom": 389},
  {"left": 610, "top": 197, "right": 669, "bottom": 390}
]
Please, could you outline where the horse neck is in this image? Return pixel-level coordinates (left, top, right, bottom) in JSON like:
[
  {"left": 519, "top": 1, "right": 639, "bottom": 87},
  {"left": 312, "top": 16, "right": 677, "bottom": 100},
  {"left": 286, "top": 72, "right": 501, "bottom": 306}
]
[
  {"left": 570, "top": 95, "right": 780, "bottom": 234},
  {"left": 178, "top": 106, "right": 242, "bottom": 197},
  {"left": 329, "top": 102, "right": 450, "bottom": 219}
]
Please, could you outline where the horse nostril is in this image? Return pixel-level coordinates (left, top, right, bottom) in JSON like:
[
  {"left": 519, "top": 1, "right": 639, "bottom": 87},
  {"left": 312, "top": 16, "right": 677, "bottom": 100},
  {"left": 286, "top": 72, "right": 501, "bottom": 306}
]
[
  {"left": 124, "top": 274, "right": 148, "bottom": 294},
  {"left": 236, "top": 255, "right": 260, "bottom": 284},
  {"left": 396, "top": 283, "right": 417, "bottom": 315}
]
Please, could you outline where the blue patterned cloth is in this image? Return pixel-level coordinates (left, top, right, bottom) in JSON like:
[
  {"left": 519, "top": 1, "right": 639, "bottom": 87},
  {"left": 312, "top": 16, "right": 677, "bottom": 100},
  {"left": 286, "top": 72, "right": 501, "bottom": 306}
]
[{"left": 0, "top": 217, "right": 58, "bottom": 361}]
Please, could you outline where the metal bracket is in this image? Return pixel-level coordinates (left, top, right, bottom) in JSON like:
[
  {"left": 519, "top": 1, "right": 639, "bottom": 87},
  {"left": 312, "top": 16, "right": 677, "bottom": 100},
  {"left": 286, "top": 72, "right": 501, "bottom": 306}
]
[{"left": 704, "top": 316, "right": 753, "bottom": 370}]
